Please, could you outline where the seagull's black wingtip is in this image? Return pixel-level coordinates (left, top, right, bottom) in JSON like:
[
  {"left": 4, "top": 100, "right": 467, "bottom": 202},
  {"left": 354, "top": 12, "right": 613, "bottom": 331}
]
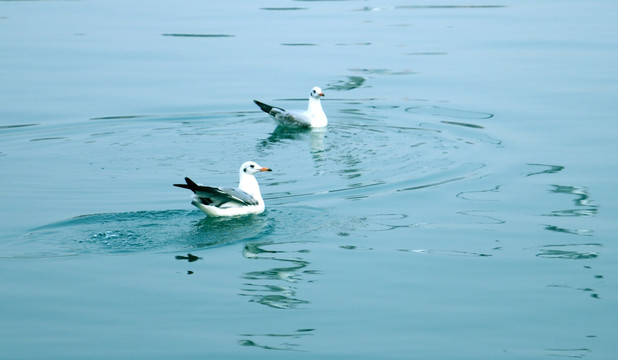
[
  {"left": 254, "top": 100, "right": 274, "bottom": 114},
  {"left": 173, "top": 177, "right": 199, "bottom": 192}
]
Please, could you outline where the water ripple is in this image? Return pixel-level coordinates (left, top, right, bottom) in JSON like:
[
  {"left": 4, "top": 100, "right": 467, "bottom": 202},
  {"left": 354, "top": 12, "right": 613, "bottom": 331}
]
[
  {"left": 12, "top": 205, "right": 337, "bottom": 258},
  {"left": 406, "top": 105, "right": 494, "bottom": 119},
  {"left": 15, "top": 210, "right": 269, "bottom": 257}
]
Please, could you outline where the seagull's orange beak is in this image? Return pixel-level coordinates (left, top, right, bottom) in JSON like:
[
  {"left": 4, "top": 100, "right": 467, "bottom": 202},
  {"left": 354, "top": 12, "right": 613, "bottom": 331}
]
[
  {"left": 260, "top": 167, "right": 272, "bottom": 172},
  {"left": 319, "top": 92, "right": 325, "bottom": 97}
]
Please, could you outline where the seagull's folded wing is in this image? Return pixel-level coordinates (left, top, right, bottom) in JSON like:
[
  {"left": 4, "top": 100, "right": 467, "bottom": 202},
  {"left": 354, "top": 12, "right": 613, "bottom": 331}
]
[
  {"left": 273, "top": 110, "right": 312, "bottom": 127},
  {"left": 194, "top": 186, "right": 259, "bottom": 206}
]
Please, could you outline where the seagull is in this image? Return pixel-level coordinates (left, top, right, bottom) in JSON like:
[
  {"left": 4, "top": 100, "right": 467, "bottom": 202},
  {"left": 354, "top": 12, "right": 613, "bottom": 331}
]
[
  {"left": 254, "top": 86, "right": 327, "bottom": 128},
  {"left": 174, "top": 161, "right": 272, "bottom": 217}
]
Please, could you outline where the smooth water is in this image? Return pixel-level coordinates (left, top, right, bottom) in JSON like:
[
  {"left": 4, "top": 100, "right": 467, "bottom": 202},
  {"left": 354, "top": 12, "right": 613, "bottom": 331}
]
[{"left": 1, "top": 1, "right": 617, "bottom": 359}]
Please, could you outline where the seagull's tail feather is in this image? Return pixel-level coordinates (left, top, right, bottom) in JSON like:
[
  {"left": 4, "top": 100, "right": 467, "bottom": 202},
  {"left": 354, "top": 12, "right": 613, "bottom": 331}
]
[
  {"left": 254, "top": 100, "right": 286, "bottom": 115},
  {"left": 173, "top": 177, "right": 199, "bottom": 192},
  {"left": 253, "top": 100, "right": 274, "bottom": 114}
]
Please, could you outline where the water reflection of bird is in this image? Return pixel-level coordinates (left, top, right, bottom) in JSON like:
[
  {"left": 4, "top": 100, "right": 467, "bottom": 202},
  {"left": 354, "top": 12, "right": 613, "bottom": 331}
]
[
  {"left": 174, "top": 161, "right": 272, "bottom": 217},
  {"left": 175, "top": 253, "right": 201, "bottom": 262},
  {"left": 254, "top": 86, "right": 327, "bottom": 128}
]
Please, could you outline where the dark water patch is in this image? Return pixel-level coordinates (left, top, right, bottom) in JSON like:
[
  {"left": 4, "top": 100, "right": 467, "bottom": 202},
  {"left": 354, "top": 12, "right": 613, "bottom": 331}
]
[
  {"left": 441, "top": 120, "right": 484, "bottom": 129},
  {"left": 0, "top": 123, "right": 38, "bottom": 130},
  {"left": 357, "top": 6, "right": 383, "bottom": 12},
  {"left": 335, "top": 42, "right": 372, "bottom": 46},
  {"left": 281, "top": 43, "right": 318, "bottom": 46},
  {"left": 29, "top": 137, "right": 66, "bottom": 141},
  {"left": 90, "top": 114, "right": 149, "bottom": 121},
  {"left": 162, "top": 33, "right": 235, "bottom": 38},
  {"left": 260, "top": 7, "right": 307, "bottom": 11},
  {"left": 405, "top": 52, "right": 448, "bottom": 56},
  {"left": 340, "top": 245, "right": 373, "bottom": 250},
  {"left": 90, "top": 131, "right": 116, "bottom": 137}
]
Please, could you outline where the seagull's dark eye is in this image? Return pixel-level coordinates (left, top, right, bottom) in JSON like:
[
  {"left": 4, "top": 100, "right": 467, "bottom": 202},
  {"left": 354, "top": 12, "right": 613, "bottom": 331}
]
[{"left": 250, "top": 164, "right": 255, "bottom": 168}]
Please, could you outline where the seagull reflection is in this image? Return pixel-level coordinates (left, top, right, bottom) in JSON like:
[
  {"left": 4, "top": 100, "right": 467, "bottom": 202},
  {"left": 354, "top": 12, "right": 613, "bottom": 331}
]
[
  {"left": 257, "top": 126, "right": 326, "bottom": 155},
  {"left": 240, "top": 241, "right": 314, "bottom": 309}
]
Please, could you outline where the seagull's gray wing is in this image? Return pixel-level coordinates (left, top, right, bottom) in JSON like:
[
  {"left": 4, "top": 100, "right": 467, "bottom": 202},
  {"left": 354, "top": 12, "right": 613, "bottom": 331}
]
[
  {"left": 254, "top": 100, "right": 311, "bottom": 127},
  {"left": 195, "top": 186, "right": 258, "bottom": 206},
  {"left": 273, "top": 110, "right": 311, "bottom": 127},
  {"left": 174, "top": 177, "right": 258, "bottom": 207}
]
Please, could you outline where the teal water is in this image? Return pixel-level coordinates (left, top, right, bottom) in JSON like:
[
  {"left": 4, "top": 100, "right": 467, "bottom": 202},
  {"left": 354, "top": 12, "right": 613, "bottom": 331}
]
[{"left": 1, "top": 1, "right": 617, "bottom": 359}]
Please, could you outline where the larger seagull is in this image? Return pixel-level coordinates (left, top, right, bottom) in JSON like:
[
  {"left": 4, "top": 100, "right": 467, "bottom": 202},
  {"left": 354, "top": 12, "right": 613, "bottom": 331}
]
[
  {"left": 174, "top": 161, "right": 271, "bottom": 217},
  {"left": 254, "top": 86, "right": 327, "bottom": 128}
]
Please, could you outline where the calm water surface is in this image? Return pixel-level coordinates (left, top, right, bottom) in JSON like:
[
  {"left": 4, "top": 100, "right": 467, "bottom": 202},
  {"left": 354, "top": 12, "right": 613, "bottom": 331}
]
[{"left": 1, "top": 1, "right": 617, "bottom": 359}]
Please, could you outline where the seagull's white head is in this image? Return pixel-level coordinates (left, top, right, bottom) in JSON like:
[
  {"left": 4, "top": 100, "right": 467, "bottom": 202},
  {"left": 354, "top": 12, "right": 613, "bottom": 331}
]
[
  {"left": 310, "top": 86, "right": 325, "bottom": 99},
  {"left": 240, "top": 161, "right": 272, "bottom": 175}
]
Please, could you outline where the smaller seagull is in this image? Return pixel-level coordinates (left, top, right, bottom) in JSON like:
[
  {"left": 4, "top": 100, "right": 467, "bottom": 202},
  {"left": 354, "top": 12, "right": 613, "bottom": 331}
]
[
  {"left": 254, "top": 86, "right": 327, "bottom": 128},
  {"left": 174, "top": 161, "right": 272, "bottom": 217}
]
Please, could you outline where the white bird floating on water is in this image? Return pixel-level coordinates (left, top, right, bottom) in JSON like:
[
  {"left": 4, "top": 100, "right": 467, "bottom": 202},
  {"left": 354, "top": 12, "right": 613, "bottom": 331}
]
[
  {"left": 254, "top": 86, "right": 327, "bottom": 128},
  {"left": 174, "top": 161, "right": 272, "bottom": 217}
]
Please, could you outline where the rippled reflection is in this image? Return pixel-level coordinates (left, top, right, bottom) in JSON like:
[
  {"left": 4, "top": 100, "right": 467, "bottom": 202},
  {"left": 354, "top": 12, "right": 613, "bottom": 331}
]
[
  {"left": 240, "top": 241, "right": 315, "bottom": 309},
  {"left": 546, "top": 185, "right": 598, "bottom": 217},
  {"left": 534, "top": 243, "right": 601, "bottom": 260},
  {"left": 257, "top": 126, "right": 326, "bottom": 158},
  {"left": 326, "top": 76, "right": 366, "bottom": 91},
  {"left": 238, "top": 328, "right": 315, "bottom": 351},
  {"left": 544, "top": 225, "right": 593, "bottom": 236},
  {"left": 525, "top": 163, "right": 564, "bottom": 177}
]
